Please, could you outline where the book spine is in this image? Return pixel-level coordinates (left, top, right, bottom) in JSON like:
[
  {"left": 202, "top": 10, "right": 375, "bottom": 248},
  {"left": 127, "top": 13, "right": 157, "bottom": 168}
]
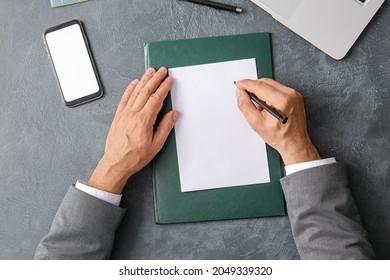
[
  {"left": 144, "top": 42, "right": 162, "bottom": 223},
  {"left": 151, "top": 160, "right": 162, "bottom": 224}
]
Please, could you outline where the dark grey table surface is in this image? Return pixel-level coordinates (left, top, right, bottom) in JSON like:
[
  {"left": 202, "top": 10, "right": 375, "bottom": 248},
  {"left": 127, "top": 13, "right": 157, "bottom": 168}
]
[{"left": 1, "top": 0, "right": 389, "bottom": 260}]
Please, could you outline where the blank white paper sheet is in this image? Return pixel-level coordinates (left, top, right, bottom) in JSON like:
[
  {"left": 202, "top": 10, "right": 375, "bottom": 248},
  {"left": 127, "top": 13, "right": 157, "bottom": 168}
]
[{"left": 169, "top": 58, "right": 270, "bottom": 192}]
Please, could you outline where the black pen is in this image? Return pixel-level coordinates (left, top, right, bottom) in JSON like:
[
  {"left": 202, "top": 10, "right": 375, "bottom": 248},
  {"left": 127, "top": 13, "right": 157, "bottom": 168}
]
[
  {"left": 234, "top": 82, "right": 288, "bottom": 124},
  {"left": 185, "top": 0, "right": 244, "bottom": 13}
]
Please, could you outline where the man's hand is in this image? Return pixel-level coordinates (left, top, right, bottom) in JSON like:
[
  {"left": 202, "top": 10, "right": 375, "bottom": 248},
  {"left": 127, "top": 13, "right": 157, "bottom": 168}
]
[
  {"left": 88, "top": 67, "right": 179, "bottom": 194},
  {"left": 235, "top": 78, "right": 320, "bottom": 165}
]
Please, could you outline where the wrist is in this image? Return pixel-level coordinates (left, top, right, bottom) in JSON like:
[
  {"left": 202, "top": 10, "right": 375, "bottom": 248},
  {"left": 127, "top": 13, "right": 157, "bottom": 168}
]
[
  {"left": 279, "top": 139, "right": 320, "bottom": 165},
  {"left": 88, "top": 156, "right": 132, "bottom": 194}
]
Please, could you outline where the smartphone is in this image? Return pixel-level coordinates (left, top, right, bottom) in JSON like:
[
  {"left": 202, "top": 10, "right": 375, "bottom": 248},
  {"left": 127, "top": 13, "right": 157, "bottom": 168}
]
[{"left": 44, "top": 20, "right": 103, "bottom": 107}]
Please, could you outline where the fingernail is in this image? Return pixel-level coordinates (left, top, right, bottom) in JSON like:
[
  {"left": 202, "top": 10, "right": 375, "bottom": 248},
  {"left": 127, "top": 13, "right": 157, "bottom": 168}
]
[
  {"left": 158, "top": 67, "right": 167, "bottom": 73},
  {"left": 146, "top": 68, "right": 155, "bottom": 75},
  {"left": 172, "top": 111, "right": 180, "bottom": 122}
]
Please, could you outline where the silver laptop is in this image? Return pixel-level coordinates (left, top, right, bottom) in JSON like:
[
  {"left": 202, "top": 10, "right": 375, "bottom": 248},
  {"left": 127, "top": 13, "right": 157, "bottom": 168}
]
[{"left": 251, "top": 0, "right": 385, "bottom": 60}]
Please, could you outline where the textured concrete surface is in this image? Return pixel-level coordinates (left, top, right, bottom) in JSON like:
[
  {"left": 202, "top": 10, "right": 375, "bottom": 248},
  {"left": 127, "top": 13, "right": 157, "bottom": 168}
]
[{"left": 0, "top": 0, "right": 389, "bottom": 259}]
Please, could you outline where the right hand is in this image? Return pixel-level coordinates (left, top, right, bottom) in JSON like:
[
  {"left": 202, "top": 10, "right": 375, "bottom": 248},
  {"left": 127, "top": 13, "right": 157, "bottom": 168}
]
[{"left": 235, "top": 78, "right": 320, "bottom": 165}]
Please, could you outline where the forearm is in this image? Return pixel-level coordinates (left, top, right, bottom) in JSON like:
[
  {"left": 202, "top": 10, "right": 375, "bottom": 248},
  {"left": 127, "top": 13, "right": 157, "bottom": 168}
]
[
  {"left": 34, "top": 186, "right": 126, "bottom": 260},
  {"left": 281, "top": 163, "right": 375, "bottom": 259}
]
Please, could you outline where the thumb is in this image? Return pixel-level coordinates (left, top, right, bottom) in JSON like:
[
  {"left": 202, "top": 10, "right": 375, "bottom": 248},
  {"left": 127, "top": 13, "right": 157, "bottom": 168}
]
[{"left": 153, "top": 110, "right": 179, "bottom": 152}]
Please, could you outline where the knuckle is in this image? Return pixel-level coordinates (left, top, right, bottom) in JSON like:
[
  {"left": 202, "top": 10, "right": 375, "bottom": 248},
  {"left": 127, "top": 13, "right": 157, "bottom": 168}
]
[
  {"left": 154, "top": 127, "right": 173, "bottom": 150},
  {"left": 149, "top": 92, "right": 161, "bottom": 104},
  {"left": 288, "top": 88, "right": 301, "bottom": 98},
  {"left": 119, "top": 98, "right": 128, "bottom": 105},
  {"left": 296, "top": 91, "right": 304, "bottom": 101},
  {"left": 165, "top": 119, "right": 175, "bottom": 131},
  {"left": 141, "top": 86, "right": 152, "bottom": 96},
  {"left": 258, "top": 78, "right": 270, "bottom": 83},
  {"left": 153, "top": 87, "right": 164, "bottom": 99},
  {"left": 278, "top": 95, "right": 290, "bottom": 110},
  {"left": 255, "top": 81, "right": 266, "bottom": 92}
]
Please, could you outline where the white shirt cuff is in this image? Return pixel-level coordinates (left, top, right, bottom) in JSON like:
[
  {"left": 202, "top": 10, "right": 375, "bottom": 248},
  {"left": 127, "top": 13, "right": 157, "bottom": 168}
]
[
  {"left": 285, "top": 157, "right": 336, "bottom": 176},
  {"left": 75, "top": 180, "right": 122, "bottom": 207}
]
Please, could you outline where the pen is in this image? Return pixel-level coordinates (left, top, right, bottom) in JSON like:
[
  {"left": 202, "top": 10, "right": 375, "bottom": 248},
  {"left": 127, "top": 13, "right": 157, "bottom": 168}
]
[
  {"left": 234, "top": 82, "right": 288, "bottom": 124},
  {"left": 185, "top": 0, "right": 244, "bottom": 13},
  {"left": 247, "top": 91, "right": 288, "bottom": 124}
]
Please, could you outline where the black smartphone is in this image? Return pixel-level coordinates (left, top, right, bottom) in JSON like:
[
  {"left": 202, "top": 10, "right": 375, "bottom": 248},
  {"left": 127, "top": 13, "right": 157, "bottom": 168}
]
[{"left": 44, "top": 20, "right": 103, "bottom": 107}]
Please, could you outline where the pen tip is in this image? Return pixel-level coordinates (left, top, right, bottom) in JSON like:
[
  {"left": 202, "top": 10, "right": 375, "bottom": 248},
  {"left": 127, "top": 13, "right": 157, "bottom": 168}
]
[
  {"left": 233, "top": 81, "right": 236, "bottom": 84},
  {"left": 236, "top": 8, "right": 243, "bottom": 13}
]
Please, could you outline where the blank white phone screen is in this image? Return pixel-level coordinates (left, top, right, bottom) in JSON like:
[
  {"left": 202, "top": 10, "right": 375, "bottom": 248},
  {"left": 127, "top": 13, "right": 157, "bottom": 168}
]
[{"left": 45, "top": 24, "right": 99, "bottom": 102}]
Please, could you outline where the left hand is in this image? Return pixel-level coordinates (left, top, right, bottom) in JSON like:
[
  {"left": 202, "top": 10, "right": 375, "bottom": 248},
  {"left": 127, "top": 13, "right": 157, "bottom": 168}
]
[{"left": 88, "top": 67, "right": 179, "bottom": 194}]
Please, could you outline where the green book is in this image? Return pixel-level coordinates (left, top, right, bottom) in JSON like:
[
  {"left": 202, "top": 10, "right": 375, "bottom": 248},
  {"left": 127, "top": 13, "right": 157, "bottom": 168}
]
[{"left": 144, "top": 32, "right": 285, "bottom": 224}]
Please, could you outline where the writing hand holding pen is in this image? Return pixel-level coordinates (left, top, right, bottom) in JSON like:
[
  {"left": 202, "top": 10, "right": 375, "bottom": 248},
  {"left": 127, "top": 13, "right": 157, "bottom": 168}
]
[{"left": 235, "top": 78, "right": 320, "bottom": 165}]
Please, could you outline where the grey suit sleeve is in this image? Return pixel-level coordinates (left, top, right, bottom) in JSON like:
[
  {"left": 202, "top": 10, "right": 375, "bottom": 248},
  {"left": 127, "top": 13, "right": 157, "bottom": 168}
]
[
  {"left": 34, "top": 186, "right": 126, "bottom": 260},
  {"left": 280, "top": 163, "right": 375, "bottom": 259}
]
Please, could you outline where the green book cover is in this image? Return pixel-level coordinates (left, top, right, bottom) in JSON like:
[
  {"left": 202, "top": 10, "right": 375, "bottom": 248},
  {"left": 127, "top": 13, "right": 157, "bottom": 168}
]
[{"left": 145, "top": 32, "right": 285, "bottom": 224}]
